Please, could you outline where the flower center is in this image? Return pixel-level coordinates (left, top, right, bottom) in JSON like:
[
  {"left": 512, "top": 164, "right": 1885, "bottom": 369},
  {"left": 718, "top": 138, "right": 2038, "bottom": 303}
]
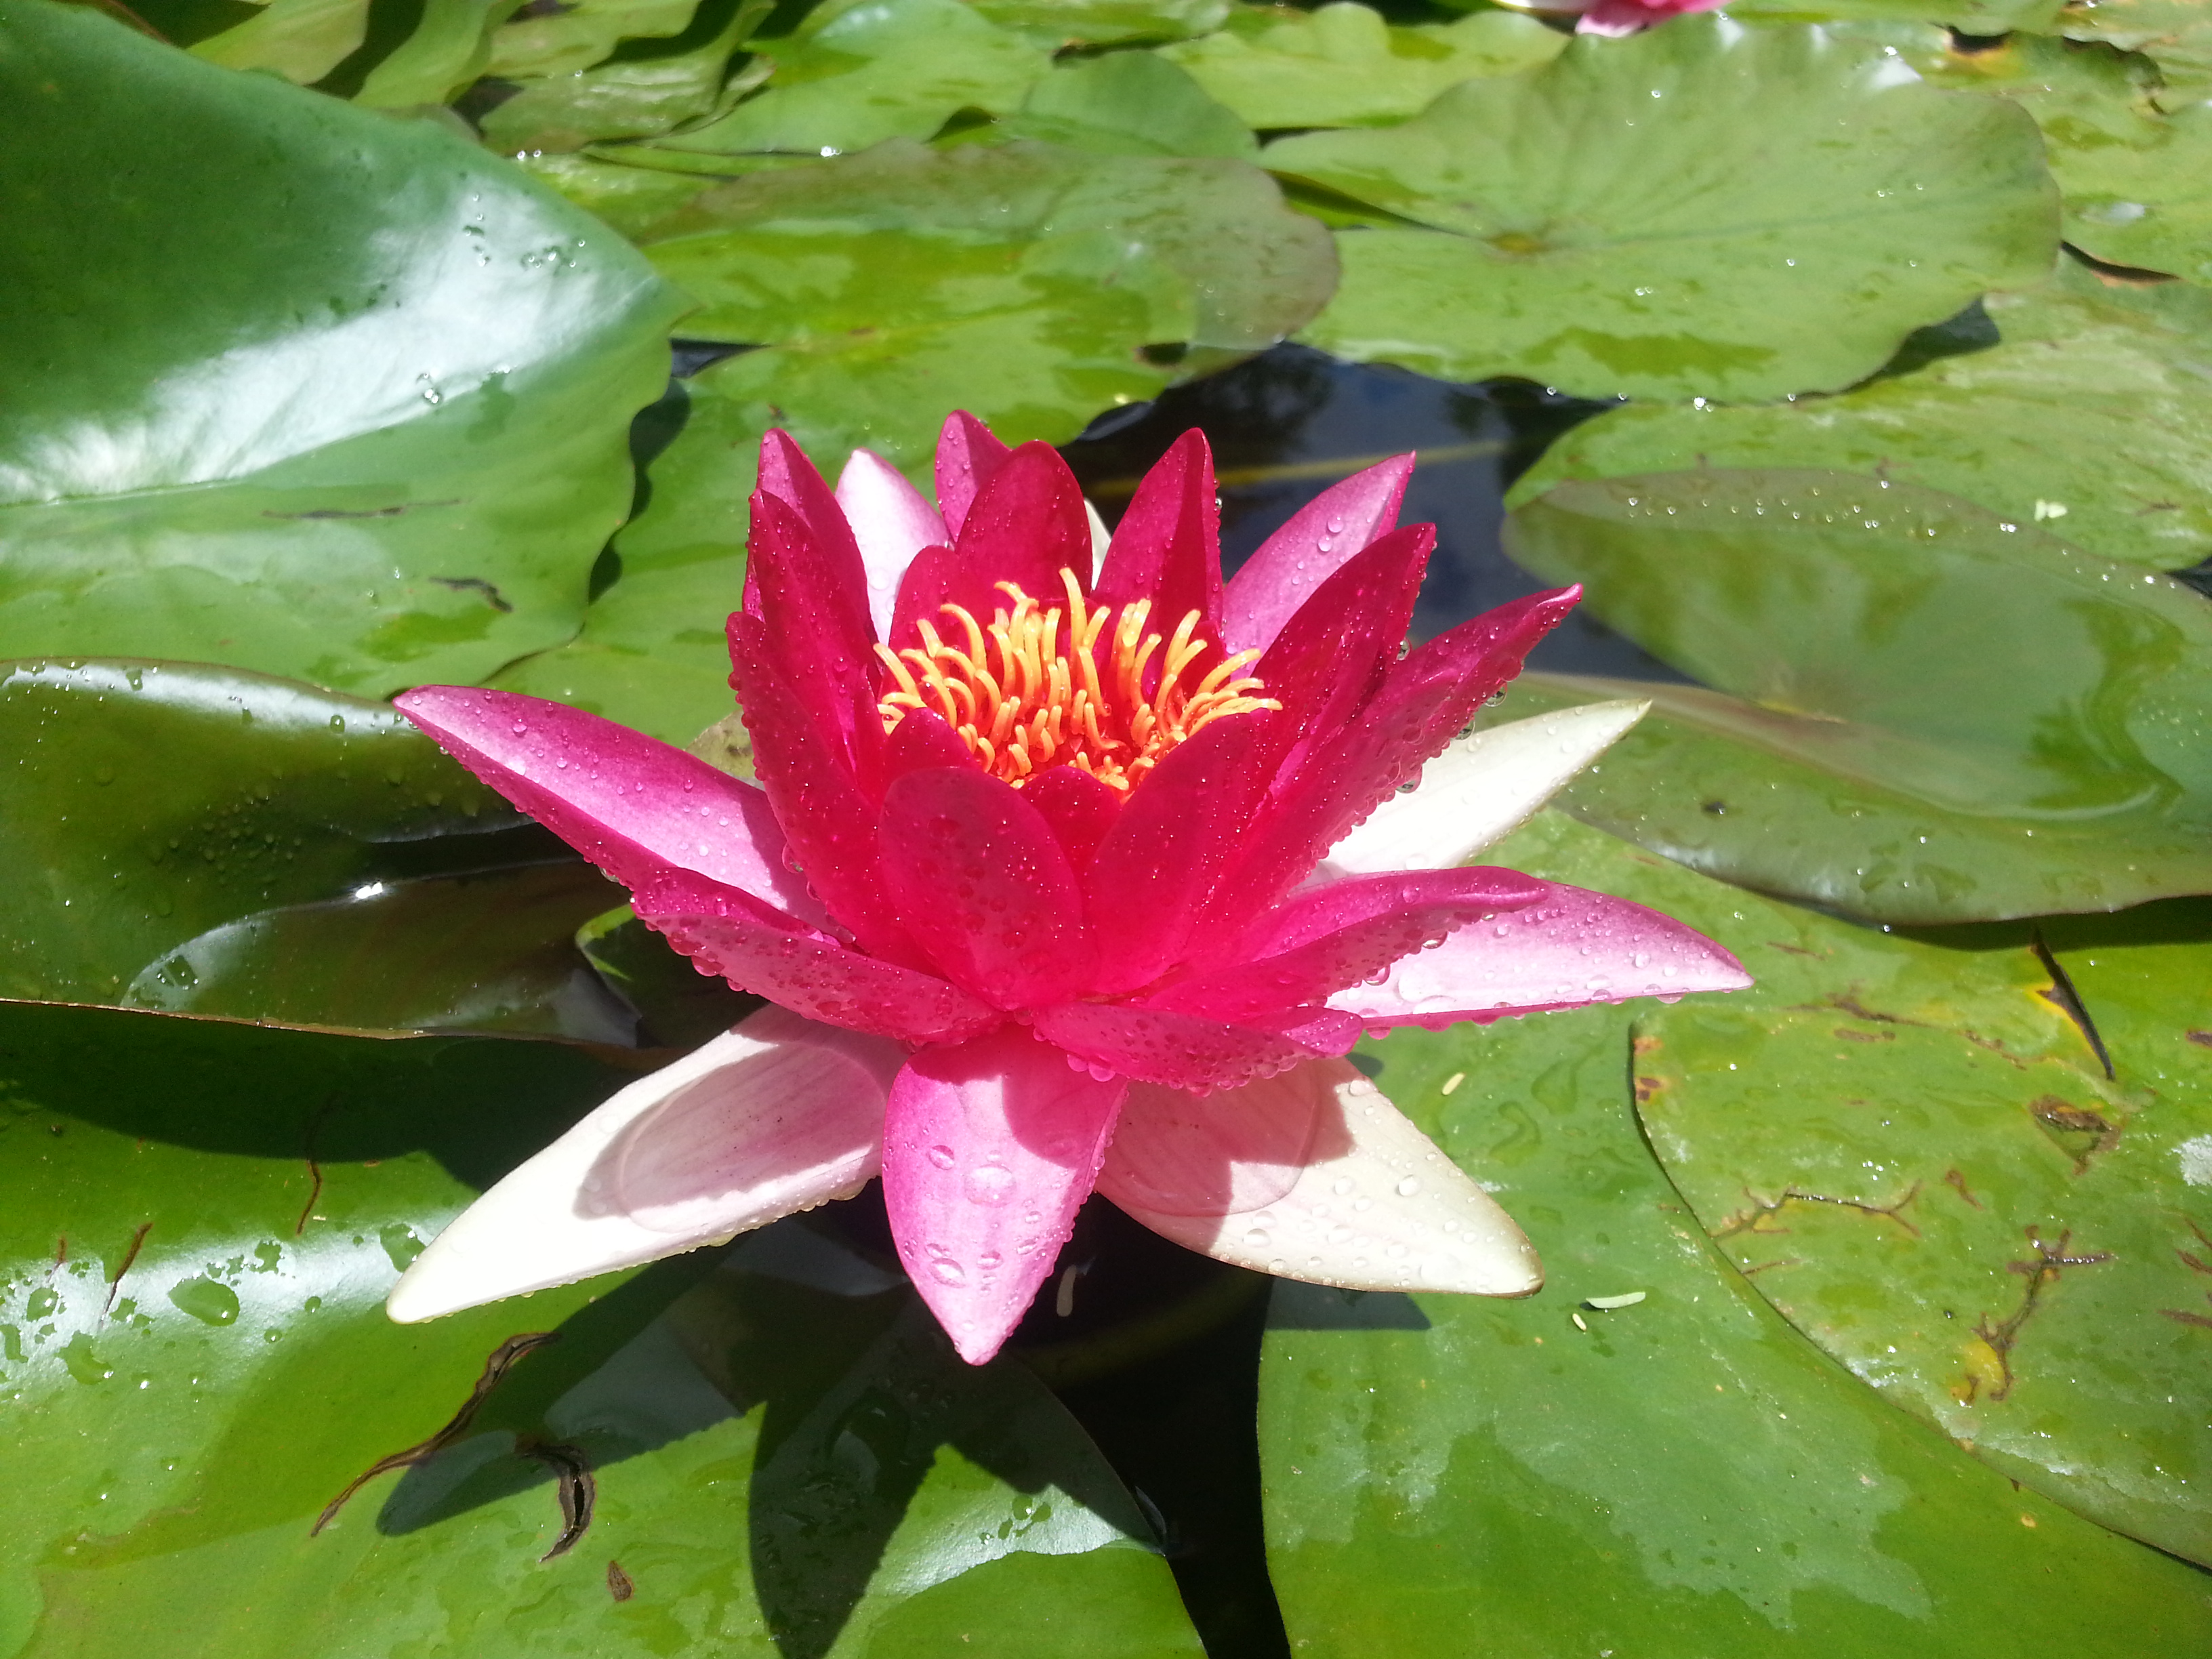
[{"left": 875, "top": 568, "right": 1278, "bottom": 794}]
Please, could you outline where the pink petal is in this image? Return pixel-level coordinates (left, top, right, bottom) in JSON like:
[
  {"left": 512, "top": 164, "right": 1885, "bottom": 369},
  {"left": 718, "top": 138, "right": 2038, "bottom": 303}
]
[
  {"left": 881, "top": 1026, "right": 1128, "bottom": 1364},
  {"left": 934, "top": 411, "right": 1013, "bottom": 542},
  {"left": 877, "top": 766, "right": 1097, "bottom": 1008},
  {"left": 749, "top": 430, "right": 871, "bottom": 636},
  {"left": 633, "top": 867, "right": 1002, "bottom": 1044},
  {"left": 727, "top": 612, "right": 919, "bottom": 964},
  {"left": 1209, "top": 587, "right": 1580, "bottom": 928},
  {"left": 1021, "top": 763, "right": 1124, "bottom": 874},
  {"left": 887, "top": 541, "right": 958, "bottom": 651},
  {"left": 1084, "top": 711, "right": 1269, "bottom": 996},
  {"left": 944, "top": 441, "right": 1094, "bottom": 616},
  {"left": 1106, "top": 1058, "right": 1543, "bottom": 1297},
  {"left": 394, "top": 687, "right": 824, "bottom": 926},
  {"left": 1222, "top": 454, "right": 1414, "bottom": 655},
  {"left": 1031, "top": 1000, "right": 1327, "bottom": 1092},
  {"left": 1326, "top": 879, "right": 1753, "bottom": 1027},
  {"left": 388, "top": 1006, "right": 904, "bottom": 1322},
  {"left": 836, "top": 449, "right": 947, "bottom": 642},
  {"left": 1096, "top": 1065, "right": 1337, "bottom": 1219},
  {"left": 1157, "top": 867, "right": 1547, "bottom": 1020},
  {"left": 743, "top": 487, "right": 884, "bottom": 783},
  {"left": 1092, "top": 430, "right": 1223, "bottom": 644},
  {"left": 881, "top": 707, "right": 976, "bottom": 782}
]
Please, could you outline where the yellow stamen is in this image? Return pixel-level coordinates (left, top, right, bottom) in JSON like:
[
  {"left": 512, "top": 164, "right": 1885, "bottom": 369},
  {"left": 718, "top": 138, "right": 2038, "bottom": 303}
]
[{"left": 874, "top": 569, "right": 1277, "bottom": 794}]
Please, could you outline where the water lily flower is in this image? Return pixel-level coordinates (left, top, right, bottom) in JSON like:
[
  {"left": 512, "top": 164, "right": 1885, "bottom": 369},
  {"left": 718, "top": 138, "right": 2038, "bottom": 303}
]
[
  {"left": 388, "top": 413, "right": 1749, "bottom": 1364},
  {"left": 1490, "top": 0, "right": 1724, "bottom": 37}
]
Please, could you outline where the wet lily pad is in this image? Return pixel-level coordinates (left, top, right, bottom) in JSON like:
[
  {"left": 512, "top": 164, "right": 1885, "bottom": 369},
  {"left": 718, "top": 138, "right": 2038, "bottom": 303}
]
[
  {"left": 1159, "top": 1, "right": 1565, "bottom": 130},
  {"left": 1499, "top": 470, "right": 2212, "bottom": 921},
  {"left": 2062, "top": 0, "right": 2212, "bottom": 97},
  {"left": 188, "top": 0, "right": 371, "bottom": 83},
  {"left": 0, "top": 1000, "right": 1198, "bottom": 1656},
  {"left": 1269, "top": 16, "right": 2059, "bottom": 401},
  {"left": 642, "top": 0, "right": 1050, "bottom": 158},
  {"left": 1261, "top": 815, "right": 2212, "bottom": 1658},
  {"left": 483, "top": 0, "right": 705, "bottom": 80},
  {"left": 968, "top": 0, "right": 1230, "bottom": 47},
  {"left": 993, "top": 51, "right": 1256, "bottom": 159},
  {"left": 1725, "top": 0, "right": 2066, "bottom": 33},
  {"left": 0, "top": 3, "right": 684, "bottom": 697},
  {"left": 479, "top": 0, "right": 769, "bottom": 153},
  {"left": 1513, "top": 260, "right": 2212, "bottom": 571},
  {"left": 0, "top": 659, "right": 628, "bottom": 1035}
]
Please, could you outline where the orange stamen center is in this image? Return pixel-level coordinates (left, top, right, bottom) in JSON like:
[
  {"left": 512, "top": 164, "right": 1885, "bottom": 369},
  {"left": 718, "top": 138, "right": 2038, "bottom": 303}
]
[{"left": 874, "top": 568, "right": 1278, "bottom": 794}]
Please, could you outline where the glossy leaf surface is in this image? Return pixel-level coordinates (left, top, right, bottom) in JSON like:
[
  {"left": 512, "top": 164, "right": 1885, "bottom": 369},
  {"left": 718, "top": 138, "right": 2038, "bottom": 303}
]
[
  {"left": 479, "top": 0, "right": 772, "bottom": 153},
  {"left": 1271, "top": 17, "right": 2058, "bottom": 401},
  {"left": 1513, "top": 260, "right": 2212, "bottom": 571},
  {"left": 968, "top": 0, "right": 1230, "bottom": 47},
  {"left": 0, "top": 1001, "right": 1199, "bottom": 1657},
  {"left": 1160, "top": 1, "right": 1565, "bottom": 129},
  {"left": 1500, "top": 470, "right": 2212, "bottom": 920},
  {"left": 0, "top": 1, "right": 684, "bottom": 697},
  {"left": 994, "top": 51, "right": 1256, "bottom": 159},
  {"left": 1261, "top": 811, "right": 2212, "bottom": 1656}
]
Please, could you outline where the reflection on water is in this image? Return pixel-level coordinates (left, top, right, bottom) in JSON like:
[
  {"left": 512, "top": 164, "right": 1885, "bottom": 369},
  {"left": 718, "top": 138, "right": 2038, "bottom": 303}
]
[{"left": 1060, "top": 345, "right": 1693, "bottom": 683}]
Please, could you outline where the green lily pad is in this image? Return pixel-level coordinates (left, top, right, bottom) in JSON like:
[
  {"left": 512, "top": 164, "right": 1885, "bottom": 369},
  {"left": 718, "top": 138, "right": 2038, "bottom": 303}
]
[
  {"left": 1159, "top": 1, "right": 1565, "bottom": 130},
  {"left": 0, "top": 1000, "right": 1198, "bottom": 1656},
  {"left": 188, "top": 0, "right": 370, "bottom": 83},
  {"left": 1511, "top": 260, "right": 2212, "bottom": 571},
  {"left": 967, "top": 0, "right": 1229, "bottom": 47},
  {"left": 0, "top": 659, "right": 632, "bottom": 1035},
  {"left": 993, "top": 51, "right": 1257, "bottom": 159},
  {"left": 514, "top": 150, "right": 731, "bottom": 237},
  {"left": 484, "top": 0, "right": 703, "bottom": 80},
  {"left": 1725, "top": 0, "right": 2066, "bottom": 34},
  {"left": 644, "top": 0, "right": 1050, "bottom": 158},
  {"left": 479, "top": 0, "right": 772, "bottom": 153},
  {"left": 1499, "top": 470, "right": 2212, "bottom": 921},
  {"left": 0, "top": 2, "right": 685, "bottom": 697},
  {"left": 1269, "top": 16, "right": 2059, "bottom": 401},
  {"left": 2062, "top": 0, "right": 2212, "bottom": 96},
  {"left": 1261, "top": 809, "right": 2212, "bottom": 1656},
  {"left": 352, "top": 0, "right": 528, "bottom": 107},
  {"left": 1919, "top": 32, "right": 2212, "bottom": 287},
  {"left": 494, "top": 139, "right": 1334, "bottom": 737}
]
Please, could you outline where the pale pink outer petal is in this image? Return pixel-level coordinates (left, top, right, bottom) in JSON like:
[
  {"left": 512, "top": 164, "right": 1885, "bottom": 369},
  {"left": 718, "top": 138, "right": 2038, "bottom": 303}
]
[
  {"left": 1033, "top": 1000, "right": 1332, "bottom": 1092},
  {"left": 1576, "top": 0, "right": 1718, "bottom": 32},
  {"left": 1317, "top": 701, "right": 1650, "bottom": 879},
  {"left": 1103, "top": 1059, "right": 1542, "bottom": 1296},
  {"left": 881, "top": 1026, "right": 1128, "bottom": 1364},
  {"left": 387, "top": 1006, "right": 905, "bottom": 1322},
  {"left": 1095, "top": 1067, "right": 1336, "bottom": 1221},
  {"left": 1326, "top": 880, "right": 1753, "bottom": 1027},
  {"left": 836, "top": 449, "right": 947, "bottom": 643},
  {"left": 1221, "top": 455, "right": 1415, "bottom": 655},
  {"left": 394, "top": 687, "right": 825, "bottom": 926}
]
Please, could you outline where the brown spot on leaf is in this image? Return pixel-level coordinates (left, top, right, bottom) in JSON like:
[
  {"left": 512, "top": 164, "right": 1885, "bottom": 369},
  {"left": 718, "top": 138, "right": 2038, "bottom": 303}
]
[
  {"left": 2188, "top": 1030, "right": 2212, "bottom": 1048},
  {"left": 1944, "top": 1168, "right": 1983, "bottom": 1209},
  {"left": 607, "top": 1560, "right": 635, "bottom": 1602}
]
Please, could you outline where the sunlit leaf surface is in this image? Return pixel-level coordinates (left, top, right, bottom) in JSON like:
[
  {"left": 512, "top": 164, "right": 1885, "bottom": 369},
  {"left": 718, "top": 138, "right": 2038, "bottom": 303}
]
[
  {"left": 1498, "top": 470, "right": 2212, "bottom": 920},
  {"left": 1513, "top": 260, "right": 2212, "bottom": 571},
  {"left": 1261, "top": 813, "right": 2212, "bottom": 1656},
  {"left": 0, "top": 1, "right": 684, "bottom": 696},
  {"left": 1271, "top": 17, "right": 2059, "bottom": 401}
]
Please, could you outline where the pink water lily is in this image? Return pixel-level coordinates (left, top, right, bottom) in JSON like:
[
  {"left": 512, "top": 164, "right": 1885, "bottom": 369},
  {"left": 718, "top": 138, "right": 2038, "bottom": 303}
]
[
  {"left": 388, "top": 413, "right": 1749, "bottom": 1363},
  {"left": 1490, "top": 0, "right": 1724, "bottom": 36}
]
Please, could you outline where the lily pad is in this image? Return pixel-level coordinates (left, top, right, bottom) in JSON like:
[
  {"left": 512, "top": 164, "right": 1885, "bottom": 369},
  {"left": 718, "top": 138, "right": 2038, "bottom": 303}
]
[
  {"left": 1921, "top": 32, "right": 2212, "bottom": 287},
  {"left": 1498, "top": 470, "right": 2212, "bottom": 921},
  {"left": 188, "top": 0, "right": 370, "bottom": 83},
  {"left": 1512, "top": 260, "right": 2212, "bottom": 571},
  {"left": 1159, "top": 1, "right": 1565, "bottom": 131},
  {"left": 352, "top": 0, "right": 529, "bottom": 108},
  {"left": 0, "top": 658, "right": 626, "bottom": 1033},
  {"left": 1269, "top": 16, "right": 2059, "bottom": 401},
  {"left": 1261, "top": 814, "right": 2212, "bottom": 1658},
  {"left": 479, "top": 0, "right": 771, "bottom": 153},
  {"left": 483, "top": 0, "right": 705, "bottom": 80},
  {"left": 994, "top": 51, "right": 1257, "bottom": 159},
  {"left": 968, "top": 0, "right": 1230, "bottom": 47},
  {"left": 643, "top": 0, "right": 1050, "bottom": 158},
  {"left": 494, "top": 140, "right": 1335, "bottom": 737},
  {"left": 0, "top": 1000, "right": 1198, "bottom": 1656},
  {"left": 2061, "top": 0, "right": 2212, "bottom": 96},
  {"left": 1725, "top": 0, "right": 2067, "bottom": 34},
  {"left": 0, "top": 2, "right": 685, "bottom": 697}
]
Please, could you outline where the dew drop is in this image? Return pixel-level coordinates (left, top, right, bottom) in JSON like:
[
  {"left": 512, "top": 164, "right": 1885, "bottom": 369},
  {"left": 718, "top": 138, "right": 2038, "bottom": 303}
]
[
  {"left": 1243, "top": 1227, "right": 1271, "bottom": 1249},
  {"left": 964, "top": 1163, "right": 1016, "bottom": 1205},
  {"left": 1395, "top": 1176, "right": 1421, "bottom": 1197},
  {"left": 926, "top": 1144, "right": 957, "bottom": 1169},
  {"left": 929, "top": 1257, "right": 966, "bottom": 1286}
]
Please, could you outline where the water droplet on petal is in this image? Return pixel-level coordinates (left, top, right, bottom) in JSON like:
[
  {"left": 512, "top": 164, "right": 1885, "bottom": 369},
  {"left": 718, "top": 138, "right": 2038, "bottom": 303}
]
[
  {"left": 1243, "top": 1227, "right": 1271, "bottom": 1249},
  {"left": 964, "top": 1164, "right": 1016, "bottom": 1205},
  {"left": 1395, "top": 1176, "right": 1421, "bottom": 1197},
  {"left": 926, "top": 1144, "right": 957, "bottom": 1169},
  {"left": 929, "top": 1257, "right": 966, "bottom": 1286}
]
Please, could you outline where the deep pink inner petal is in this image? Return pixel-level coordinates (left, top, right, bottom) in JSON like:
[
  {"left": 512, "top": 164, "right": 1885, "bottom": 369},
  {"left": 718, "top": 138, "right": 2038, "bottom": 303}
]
[
  {"left": 943, "top": 442, "right": 1093, "bottom": 617},
  {"left": 633, "top": 867, "right": 1001, "bottom": 1044},
  {"left": 749, "top": 431, "right": 872, "bottom": 637},
  {"left": 394, "top": 687, "right": 825, "bottom": 926},
  {"left": 743, "top": 489, "right": 884, "bottom": 785},
  {"left": 1082, "top": 712, "right": 1268, "bottom": 996},
  {"left": 1222, "top": 453, "right": 1414, "bottom": 655},
  {"left": 727, "top": 612, "right": 920, "bottom": 965},
  {"left": 1092, "top": 430, "right": 1223, "bottom": 648},
  {"left": 882, "top": 1027, "right": 1127, "bottom": 1364},
  {"left": 888, "top": 542, "right": 958, "bottom": 653},
  {"left": 1326, "top": 878, "right": 1753, "bottom": 1027},
  {"left": 1157, "top": 867, "right": 1549, "bottom": 1019},
  {"left": 1031, "top": 1000, "right": 1327, "bottom": 1093},
  {"left": 934, "top": 411, "right": 1015, "bottom": 543},
  {"left": 880, "top": 707, "right": 976, "bottom": 784},
  {"left": 877, "top": 766, "right": 1097, "bottom": 1008},
  {"left": 1021, "top": 764, "right": 1124, "bottom": 874},
  {"left": 1208, "top": 587, "right": 1580, "bottom": 929}
]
